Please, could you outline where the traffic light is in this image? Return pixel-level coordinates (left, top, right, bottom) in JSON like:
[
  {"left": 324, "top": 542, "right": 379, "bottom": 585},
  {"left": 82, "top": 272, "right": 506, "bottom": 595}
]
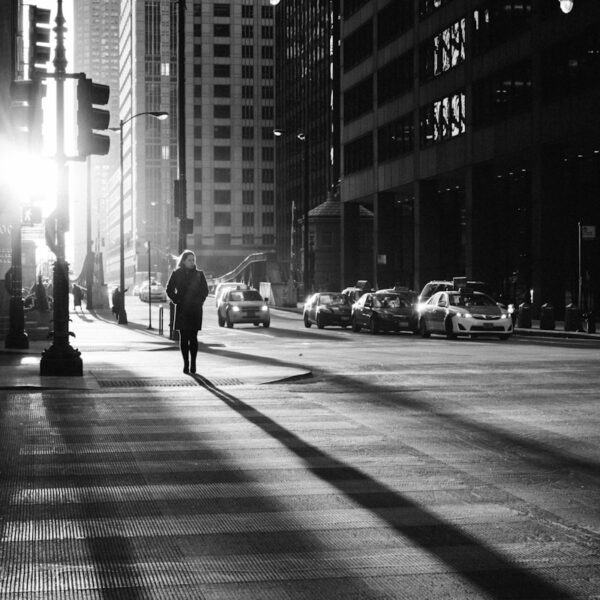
[
  {"left": 10, "top": 79, "right": 45, "bottom": 150},
  {"left": 76, "top": 77, "right": 111, "bottom": 157},
  {"left": 28, "top": 5, "right": 52, "bottom": 79}
]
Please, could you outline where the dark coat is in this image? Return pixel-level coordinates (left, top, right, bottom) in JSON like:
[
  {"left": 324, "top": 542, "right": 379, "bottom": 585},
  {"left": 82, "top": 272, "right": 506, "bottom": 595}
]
[{"left": 166, "top": 266, "right": 209, "bottom": 331}]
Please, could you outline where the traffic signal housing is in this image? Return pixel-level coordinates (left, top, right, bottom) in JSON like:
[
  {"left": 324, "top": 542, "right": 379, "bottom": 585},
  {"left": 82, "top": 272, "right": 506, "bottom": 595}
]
[
  {"left": 10, "top": 79, "right": 45, "bottom": 150},
  {"left": 77, "top": 77, "right": 111, "bottom": 157},
  {"left": 28, "top": 5, "right": 52, "bottom": 79}
]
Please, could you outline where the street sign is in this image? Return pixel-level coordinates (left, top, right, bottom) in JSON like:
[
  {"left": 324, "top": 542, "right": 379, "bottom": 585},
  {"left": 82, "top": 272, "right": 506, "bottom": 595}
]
[{"left": 581, "top": 225, "right": 596, "bottom": 240}]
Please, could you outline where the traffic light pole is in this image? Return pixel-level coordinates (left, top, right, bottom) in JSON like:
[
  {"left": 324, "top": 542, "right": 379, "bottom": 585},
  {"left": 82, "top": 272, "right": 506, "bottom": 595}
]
[{"left": 40, "top": 0, "right": 82, "bottom": 376}]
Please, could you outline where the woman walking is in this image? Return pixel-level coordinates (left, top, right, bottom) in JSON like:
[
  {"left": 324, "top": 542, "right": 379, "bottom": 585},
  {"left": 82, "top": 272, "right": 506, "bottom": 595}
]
[{"left": 166, "top": 250, "right": 209, "bottom": 374}]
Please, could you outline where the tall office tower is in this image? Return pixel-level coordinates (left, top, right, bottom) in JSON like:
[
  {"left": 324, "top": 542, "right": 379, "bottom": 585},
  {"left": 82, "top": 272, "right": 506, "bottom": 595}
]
[
  {"left": 118, "top": 0, "right": 276, "bottom": 285},
  {"left": 72, "top": 0, "right": 121, "bottom": 280},
  {"left": 274, "top": 0, "right": 340, "bottom": 292}
]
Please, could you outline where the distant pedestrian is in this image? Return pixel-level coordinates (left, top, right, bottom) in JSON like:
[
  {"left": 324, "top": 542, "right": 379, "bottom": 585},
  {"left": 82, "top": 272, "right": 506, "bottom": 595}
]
[
  {"left": 166, "top": 250, "right": 209, "bottom": 374},
  {"left": 72, "top": 284, "right": 83, "bottom": 312},
  {"left": 111, "top": 287, "right": 122, "bottom": 320}
]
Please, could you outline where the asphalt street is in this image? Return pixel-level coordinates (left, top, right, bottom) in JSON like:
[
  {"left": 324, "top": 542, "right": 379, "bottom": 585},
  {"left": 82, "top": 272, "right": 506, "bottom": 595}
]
[{"left": 0, "top": 299, "right": 599, "bottom": 599}]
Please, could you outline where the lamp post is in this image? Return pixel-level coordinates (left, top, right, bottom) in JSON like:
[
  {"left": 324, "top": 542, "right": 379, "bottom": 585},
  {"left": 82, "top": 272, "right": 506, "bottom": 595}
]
[{"left": 110, "top": 111, "right": 168, "bottom": 325}]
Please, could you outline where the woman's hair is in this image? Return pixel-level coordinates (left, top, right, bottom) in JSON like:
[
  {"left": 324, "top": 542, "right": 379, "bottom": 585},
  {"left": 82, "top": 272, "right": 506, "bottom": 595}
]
[{"left": 177, "top": 250, "right": 196, "bottom": 268}]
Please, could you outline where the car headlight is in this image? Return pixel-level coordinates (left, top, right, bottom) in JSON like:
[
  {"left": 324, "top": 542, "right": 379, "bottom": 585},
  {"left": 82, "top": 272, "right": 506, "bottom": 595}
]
[
  {"left": 231, "top": 305, "right": 240, "bottom": 312},
  {"left": 500, "top": 313, "right": 509, "bottom": 319},
  {"left": 261, "top": 305, "right": 268, "bottom": 312},
  {"left": 455, "top": 312, "right": 472, "bottom": 319}
]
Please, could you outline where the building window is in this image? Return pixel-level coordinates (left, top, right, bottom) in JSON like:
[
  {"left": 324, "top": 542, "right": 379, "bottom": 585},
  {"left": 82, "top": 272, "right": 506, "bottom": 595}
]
[
  {"left": 214, "top": 146, "right": 231, "bottom": 161},
  {"left": 194, "top": 146, "right": 202, "bottom": 161},
  {"left": 242, "top": 85, "right": 254, "bottom": 99},
  {"left": 193, "top": 105, "right": 202, "bottom": 118},
  {"left": 262, "top": 190, "right": 274, "bottom": 205},
  {"left": 262, "top": 147, "right": 274, "bottom": 161},
  {"left": 194, "top": 167, "right": 202, "bottom": 181},
  {"left": 242, "top": 146, "right": 254, "bottom": 161},
  {"left": 420, "top": 90, "right": 466, "bottom": 146},
  {"left": 242, "top": 105, "right": 254, "bottom": 119},
  {"left": 262, "top": 234, "right": 275, "bottom": 245},
  {"left": 242, "top": 25, "right": 254, "bottom": 38},
  {"left": 214, "top": 105, "right": 230, "bottom": 118},
  {"left": 242, "top": 212, "right": 254, "bottom": 226},
  {"left": 261, "top": 106, "right": 274, "bottom": 120},
  {"left": 214, "top": 44, "right": 230, "bottom": 58},
  {"left": 262, "top": 169, "right": 274, "bottom": 183},
  {"left": 261, "top": 65, "right": 273, "bottom": 79},
  {"left": 261, "top": 6, "right": 273, "bottom": 18},
  {"left": 378, "top": 1, "right": 413, "bottom": 49},
  {"left": 242, "top": 234, "right": 254, "bottom": 245},
  {"left": 262, "top": 212, "right": 274, "bottom": 227},
  {"left": 194, "top": 125, "right": 202, "bottom": 138},
  {"left": 420, "top": 19, "right": 466, "bottom": 82},
  {"left": 242, "top": 126, "right": 254, "bottom": 139},
  {"left": 262, "top": 26, "right": 273, "bottom": 39},
  {"left": 193, "top": 23, "right": 202, "bottom": 37},
  {"left": 214, "top": 4, "right": 230, "bottom": 17},
  {"left": 214, "top": 23, "right": 230, "bottom": 37},
  {"left": 214, "top": 168, "right": 231, "bottom": 182},
  {"left": 193, "top": 44, "right": 202, "bottom": 58},
  {"left": 378, "top": 52, "right": 413, "bottom": 106},
  {"left": 214, "top": 234, "right": 231, "bottom": 248},
  {"left": 242, "top": 45, "right": 254, "bottom": 59},
  {"left": 344, "top": 132, "right": 373, "bottom": 174},
  {"left": 261, "top": 46, "right": 274, "bottom": 60},
  {"left": 214, "top": 190, "right": 231, "bottom": 204},
  {"left": 242, "top": 169, "right": 254, "bottom": 183},
  {"left": 344, "top": 76, "right": 373, "bottom": 123},
  {"left": 214, "top": 84, "right": 230, "bottom": 97},
  {"left": 243, "top": 190, "right": 254, "bottom": 205},
  {"left": 344, "top": 19, "right": 373, "bottom": 72},
  {"left": 242, "top": 65, "right": 254, "bottom": 78},
  {"left": 214, "top": 212, "right": 231, "bottom": 226},
  {"left": 261, "top": 127, "right": 273, "bottom": 139},
  {"left": 214, "top": 125, "right": 231, "bottom": 138},
  {"left": 242, "top": 6, "right": 253, "bottom": 18},
  {"left": 471, "top": 2, "right": 532, "bottom": 56},
  {"left": 378, "top": 114, "right": 414, "bottom": 162},
  {"left": 214, "top": 64, "right": 230, "bottom": 78}
]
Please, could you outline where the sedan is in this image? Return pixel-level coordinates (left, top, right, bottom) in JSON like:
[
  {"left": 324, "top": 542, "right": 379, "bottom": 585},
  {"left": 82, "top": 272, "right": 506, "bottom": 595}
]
[
  {"left": 351, "top": 291, "right": 418, "bottom": 334},
  {"left": 217, "top": 288, "right": 270, "bottom": 328},
  {"left": 303, "top": 292, "right": 352, "bottom": 329},
  {"left": 418, "top": 290, "right": 513, "bottom": 340},
  {"left": 139, "top": 280, "right": 167, "bottom": 303}
]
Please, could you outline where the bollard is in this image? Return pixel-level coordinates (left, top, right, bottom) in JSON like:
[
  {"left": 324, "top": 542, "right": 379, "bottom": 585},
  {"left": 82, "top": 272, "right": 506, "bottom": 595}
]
[
  {"left": 539, "top": 302, "right": 555, "bottom": 330},
  {"left": 564, "top": 303, "right": 581, "bottom": 332},
  {"left": 517, "top": 302, "right": 532, "bottom": 328},
  {"left": 583, "top": 312, "right": 596, "bottom": 334},
  {"left": 158, "top": 306, "right": 164, "bottom": 335}
]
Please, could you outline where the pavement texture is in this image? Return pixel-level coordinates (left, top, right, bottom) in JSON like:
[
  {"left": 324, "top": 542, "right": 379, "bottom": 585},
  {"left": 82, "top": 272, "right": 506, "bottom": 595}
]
[{"left": 0, "top": 304, "right": 599, "bottom": 599}]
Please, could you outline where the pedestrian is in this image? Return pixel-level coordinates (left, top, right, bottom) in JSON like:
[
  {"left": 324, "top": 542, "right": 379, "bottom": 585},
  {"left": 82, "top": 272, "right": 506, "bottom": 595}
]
[
  {"left": 111, "top": 287, "right": 121, "bottom": 320},
  {"left": 72, "top": 283, "right": 83, "bottom": 312},
  {"left": 166, "top": 250, "right": 209, "bottom": 374}
]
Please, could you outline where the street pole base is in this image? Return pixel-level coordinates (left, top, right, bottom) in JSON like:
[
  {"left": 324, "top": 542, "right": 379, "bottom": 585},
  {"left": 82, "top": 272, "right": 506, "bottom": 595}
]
[
  {"left": 40, "top": 345, "right": 83, "bottom": 376},
  {"left": 118, "top": 310, "right": 128, "bottom": 325},
  {"left": 5, "top": 331, "right": 29, "bottom": 350}
]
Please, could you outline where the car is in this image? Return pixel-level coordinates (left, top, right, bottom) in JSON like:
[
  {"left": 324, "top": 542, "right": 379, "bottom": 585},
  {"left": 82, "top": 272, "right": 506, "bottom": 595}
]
[
  {"left": 217, "top": 288, "right": 270, "bottom": 328},
  {"left": 139, "top": 279, "right": 167, "bottom": 302},
  {"left": 214, "top": 281, "right": 249, "bottom": 306},
  {"left": 418, "top": 290, "right": 513, "bottom": 340},
  {"left": 351, "top": 290, "right": 418, "bottom": 334},
  {"left": 303, "top": 292, "right": 352, "bottom": 329},
  {"left": 418, "top": 278, "right": 494, "bottom": 305},
  {"left": 341, "top": 280, "right": 375, "bottom": 305}
]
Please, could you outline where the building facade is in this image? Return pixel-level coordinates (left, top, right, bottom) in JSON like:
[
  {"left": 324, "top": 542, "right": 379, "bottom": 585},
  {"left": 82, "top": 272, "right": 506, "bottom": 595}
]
[{"left": 340, "top": 0, "right": 600, "bottom": 313}]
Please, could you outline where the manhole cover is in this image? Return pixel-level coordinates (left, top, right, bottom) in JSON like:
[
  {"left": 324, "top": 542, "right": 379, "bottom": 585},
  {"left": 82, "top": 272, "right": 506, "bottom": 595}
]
[{"left": 98, "top": 377, "right": 245, "bottom": 388}]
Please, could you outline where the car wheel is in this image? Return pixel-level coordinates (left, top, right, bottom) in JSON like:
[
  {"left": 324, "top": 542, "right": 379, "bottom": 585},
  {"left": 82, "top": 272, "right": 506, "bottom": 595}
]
[
  {"left": 351, "top": 317, "right": 361, "bottom": 333},
  {"left": 419, "top": 318, "right": 430, "bottom": 338},
  {"left": 445, "top": 316, "right": 457, "bottom": 339},
  {"left": 226, "top": 312, "right": 234, "bottom": 328},
  {"left": 369, "top": 316, "right": 379, "bottom": 334},
  {"left": 263, "top": 320, "right": 270, "bottom": 328},
  {"left": 498, "top": 333, "right": 510, "bottom": 340},
  {"left": 316, "top": 315, "right": 325, "bottom": 329},
  {"left": 304, "top": 314, "right": 311, "bottom": 328},
  {"left": 218, "top": 313, "right": 225, "bottom": 327}
]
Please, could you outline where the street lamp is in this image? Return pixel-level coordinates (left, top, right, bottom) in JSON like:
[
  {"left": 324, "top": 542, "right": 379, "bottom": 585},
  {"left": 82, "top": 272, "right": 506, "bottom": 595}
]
[
  {"left": 558, "top": 0, "right": 574, "bottom": 13},
  {"left": 110, "top": 111, "right": 168, "bottom": 325}
]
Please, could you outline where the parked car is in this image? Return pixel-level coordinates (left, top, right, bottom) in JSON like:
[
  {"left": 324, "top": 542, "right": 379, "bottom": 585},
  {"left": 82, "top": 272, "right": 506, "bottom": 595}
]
[
  {"left": 214, "top": 282, "right": 248, "bottom": 306},
  {"left": 341, "top": 280, "right": 375, "bottom": 305},
  {"left": 139, "top": 279, "right": 167, "bottom": 303},
  {"left": 351, "top": 290, "right": 418, "bottom": 334},
  {"left": 217, "top": 288, "right": 270, "bottom": 328},
  {"left": 418, "top": 290, "right": 513, "bottom": 340},
  {"left": 303, "top": 292, "right": 352, "bottom": 329},
  {"left": 418, "top": 278, "right": 494, "bottom": 305}
]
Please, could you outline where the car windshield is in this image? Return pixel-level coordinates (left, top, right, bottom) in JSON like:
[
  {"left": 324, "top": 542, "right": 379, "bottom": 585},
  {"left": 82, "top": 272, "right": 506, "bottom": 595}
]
[
  {"left": 373, "top": 294, "right": 408, "bottom": 308},
  {"left": 319, "top": 294, "right": 348, "bottom": 306},
  {"left": 450, "top": 293, "right": 495, "bottom": 307},
  {"left": 228, "top": 290, "right": 262, "bottom": 302}
]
